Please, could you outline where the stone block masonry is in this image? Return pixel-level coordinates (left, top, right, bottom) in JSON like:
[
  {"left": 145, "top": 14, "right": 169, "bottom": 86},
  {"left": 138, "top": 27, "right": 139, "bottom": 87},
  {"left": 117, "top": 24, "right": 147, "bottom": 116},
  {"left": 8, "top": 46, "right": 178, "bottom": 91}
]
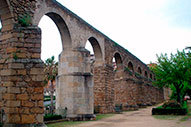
[
  {"left": 0, "top": 26, "right": 45, "bottom": 126},
  {"left": 92, "top": 38, "right": 164, "bottom": 113},
  {"left": 0, "top": 0, "right": 167, "bottom": 126}
]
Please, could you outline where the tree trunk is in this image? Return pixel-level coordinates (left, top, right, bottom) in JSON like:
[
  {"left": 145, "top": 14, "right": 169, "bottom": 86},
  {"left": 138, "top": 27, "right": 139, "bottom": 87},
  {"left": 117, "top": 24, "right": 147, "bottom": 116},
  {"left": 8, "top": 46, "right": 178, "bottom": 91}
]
[
  {"left": 176, "top": 86, "right": 181, "bottom": 103},
  {"left": 50, "top": 80, "right": 54, "bottom": 115}
]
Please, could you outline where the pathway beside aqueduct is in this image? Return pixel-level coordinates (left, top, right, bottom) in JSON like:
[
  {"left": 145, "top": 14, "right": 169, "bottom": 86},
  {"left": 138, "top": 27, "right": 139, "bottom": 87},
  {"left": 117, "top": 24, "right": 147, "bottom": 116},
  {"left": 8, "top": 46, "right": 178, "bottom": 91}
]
[{"left": 0, "top": 0, "right": 165, "bottom": 126}]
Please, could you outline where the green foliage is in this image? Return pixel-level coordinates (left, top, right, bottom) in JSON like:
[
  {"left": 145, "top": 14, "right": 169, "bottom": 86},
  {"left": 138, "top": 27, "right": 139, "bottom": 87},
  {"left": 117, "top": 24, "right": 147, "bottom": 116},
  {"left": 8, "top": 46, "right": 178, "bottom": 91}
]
[
  {"left": 44, "top": 56, "right": 58, "bottom": 115},
  {"left": 135, "top": 72, "right": 142, "bottom": 79},
  {"left": 151, "top": 50, "right": 191, "bottom": 103},
  {"left": 18, "top": 14, "right": 32, "bottom": 27},
  {"left": 13, "top": 53, "right": 18, "bottom": 60},
  {"left": 162, "top": 100, "right": 181, "bottom": 109},
  {"left": 44, "top": 56, "right": 58, "bottom": 84},
  {"left": 124, "top": 67, "right": 133, "bottom": 75},
  {"left": 44, "top": 114, "right": 62, "bottom": 121},
  {"left": 44, "top": 96, "right": 56, "bottom": 102}
]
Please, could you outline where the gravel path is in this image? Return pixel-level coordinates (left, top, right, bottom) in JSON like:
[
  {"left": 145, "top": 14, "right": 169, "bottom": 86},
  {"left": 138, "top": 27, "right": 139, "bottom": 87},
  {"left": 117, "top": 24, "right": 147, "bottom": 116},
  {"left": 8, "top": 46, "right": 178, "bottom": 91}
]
[{"left": 74, "top": 104, "right": 191, "bottom": 127}]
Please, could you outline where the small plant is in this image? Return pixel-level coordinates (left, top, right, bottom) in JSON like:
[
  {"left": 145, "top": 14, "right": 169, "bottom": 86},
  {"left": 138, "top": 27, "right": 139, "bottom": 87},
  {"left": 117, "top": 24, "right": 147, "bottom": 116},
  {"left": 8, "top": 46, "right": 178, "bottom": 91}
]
[
  {"left": 135, "top": 72, "right": 142, "bottom": 79},
  {"left": 124, "top": 67, "right": 133, "bottom": 75},
  {"left": 13, "top": 53, "right": 18, "bottom": 60},
  {"left": 18, "top": 14, "right": 32, "bottom": 27}
]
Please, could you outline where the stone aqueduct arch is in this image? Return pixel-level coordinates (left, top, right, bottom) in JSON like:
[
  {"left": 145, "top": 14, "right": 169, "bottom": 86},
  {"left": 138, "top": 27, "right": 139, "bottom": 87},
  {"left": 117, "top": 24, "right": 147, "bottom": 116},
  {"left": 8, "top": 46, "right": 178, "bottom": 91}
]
[{"left": 0, "top": 0, "right": 164, "bottom": 126}]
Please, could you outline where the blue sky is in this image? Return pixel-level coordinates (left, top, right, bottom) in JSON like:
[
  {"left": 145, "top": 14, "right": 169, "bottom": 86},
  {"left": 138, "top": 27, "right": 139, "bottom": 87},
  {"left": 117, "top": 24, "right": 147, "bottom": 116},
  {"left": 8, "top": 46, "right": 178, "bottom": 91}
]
[{"left": 1, "top": 0, "right": 191, "bottom": 64}]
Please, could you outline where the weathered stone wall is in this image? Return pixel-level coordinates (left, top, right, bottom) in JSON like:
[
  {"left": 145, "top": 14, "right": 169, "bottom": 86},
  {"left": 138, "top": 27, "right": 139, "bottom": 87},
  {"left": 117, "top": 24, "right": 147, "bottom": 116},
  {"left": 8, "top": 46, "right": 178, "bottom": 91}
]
[
  {"left": 93, "top": 38, "right": 164, "bottom": 113},
  {"left": 0, "top": 25, "right": 45, "bottom": 126},
  {"left": 9, "top": 0, "right": 36, "bottom": 23},
  {"left": 56, "top": 48, "right": 94, "bottom": 118},
  {"left": 0, "top": 0, "right": 166, "bottom": 125},
  {"left": 93, "top": 65, "right": 115, "bottom": 113}
]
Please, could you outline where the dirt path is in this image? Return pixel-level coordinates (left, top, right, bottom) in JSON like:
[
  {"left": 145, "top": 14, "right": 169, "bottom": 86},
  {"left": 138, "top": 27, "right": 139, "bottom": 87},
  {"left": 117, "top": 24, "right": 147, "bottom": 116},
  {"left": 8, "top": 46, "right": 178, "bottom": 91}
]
[{"left": 74, "top": 104, "right": 191, "bottom": 127}]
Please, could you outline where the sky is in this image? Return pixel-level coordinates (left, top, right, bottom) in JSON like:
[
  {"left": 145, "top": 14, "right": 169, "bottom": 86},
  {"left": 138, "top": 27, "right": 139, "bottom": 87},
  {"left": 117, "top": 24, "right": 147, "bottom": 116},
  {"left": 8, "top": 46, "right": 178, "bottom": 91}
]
[{"left": 1, "top": 0, "right": 191, "bottom": 64}]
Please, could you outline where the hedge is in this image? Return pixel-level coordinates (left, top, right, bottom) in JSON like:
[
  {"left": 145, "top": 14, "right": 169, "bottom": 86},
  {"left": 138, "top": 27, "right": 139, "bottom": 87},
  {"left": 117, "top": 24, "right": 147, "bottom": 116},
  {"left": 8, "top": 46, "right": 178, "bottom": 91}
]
[
  {"left": 44, "top": 114, "right": 62, "bottom": 121},
  {"left": 152, "top": 108, "right": 187, "bottom": 115}
]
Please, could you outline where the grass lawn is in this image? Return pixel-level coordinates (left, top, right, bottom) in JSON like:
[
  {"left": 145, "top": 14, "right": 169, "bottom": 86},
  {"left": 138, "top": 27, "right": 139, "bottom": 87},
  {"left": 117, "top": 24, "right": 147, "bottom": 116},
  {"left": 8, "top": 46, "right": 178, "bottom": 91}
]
[{"left": 46, "top": 114, "right": 114, "bottom": 127}]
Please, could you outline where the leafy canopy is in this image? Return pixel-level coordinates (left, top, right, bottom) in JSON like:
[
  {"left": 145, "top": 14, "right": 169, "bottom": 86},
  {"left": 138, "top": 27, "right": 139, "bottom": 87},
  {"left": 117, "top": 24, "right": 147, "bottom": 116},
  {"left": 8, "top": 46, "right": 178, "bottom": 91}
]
[
  {"left": 44, "top": 56, "right": 58, "bottom": 84},
  {"left": 151, "top": 50, "right": 191, "bottom": 103}
]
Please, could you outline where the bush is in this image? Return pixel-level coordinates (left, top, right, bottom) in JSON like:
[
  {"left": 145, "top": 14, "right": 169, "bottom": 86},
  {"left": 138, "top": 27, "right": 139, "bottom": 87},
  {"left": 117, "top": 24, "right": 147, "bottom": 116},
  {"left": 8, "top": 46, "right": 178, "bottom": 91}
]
[
  {"left": 44, "top": 114, "right": 62, "bottom": 121},
  {"left": 152, "top": 108, "right": 187, "bottom": 115},
  {"left": 162, "top": 100, "right": 181, "bottom": 109},
  {"left": 152, "top": 100, "right": 188, "bottom": 115}
]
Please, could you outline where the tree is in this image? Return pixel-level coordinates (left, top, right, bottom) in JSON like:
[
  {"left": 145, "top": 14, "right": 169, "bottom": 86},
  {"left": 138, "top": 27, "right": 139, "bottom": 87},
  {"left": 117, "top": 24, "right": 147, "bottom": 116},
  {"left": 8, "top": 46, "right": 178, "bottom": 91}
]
[
  {"left": 44, "top": 56, "right": 58, "bottom": 114},
  {"left": 151, "top": 50, "right": 191, "bottom": 104}
]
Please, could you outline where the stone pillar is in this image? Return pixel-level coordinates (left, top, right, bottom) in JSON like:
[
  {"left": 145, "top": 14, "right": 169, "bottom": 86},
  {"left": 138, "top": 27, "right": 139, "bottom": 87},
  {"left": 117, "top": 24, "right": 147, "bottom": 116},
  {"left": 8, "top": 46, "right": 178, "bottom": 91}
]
[
  {"left": 56, "top": 47, "right": 94, "bottom": 118},
  {"left": 0, "top": 26, "right": 45, "bottom": 127},
  {"left": 93, "top": 64, "right": 115, "bottom": 113}
]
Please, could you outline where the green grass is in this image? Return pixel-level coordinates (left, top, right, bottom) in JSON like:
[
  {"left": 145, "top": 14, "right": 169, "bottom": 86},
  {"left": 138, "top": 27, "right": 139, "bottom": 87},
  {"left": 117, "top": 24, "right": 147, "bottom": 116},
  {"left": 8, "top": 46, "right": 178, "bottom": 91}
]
[
  {"left": 95, "top": 114, "right": 114, "bottom": 121},
  {"left": 47, "top": 121, "right": 84, "bottom": 127},
  {"left": 153, "top": 115, "right": 181, "bottom": 120},
  {"left": 180, "top": 102, "right": 191, "bottom": 121},
  {"left": 46, "top": 114, "right": 114, "bottom": 127}
]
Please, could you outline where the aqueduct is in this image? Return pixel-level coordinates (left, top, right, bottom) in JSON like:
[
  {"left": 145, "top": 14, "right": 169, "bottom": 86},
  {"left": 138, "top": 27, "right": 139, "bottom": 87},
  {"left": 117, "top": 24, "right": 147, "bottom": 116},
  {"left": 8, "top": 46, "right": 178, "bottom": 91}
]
[{"left": 0, "top": 0, "right": 164, "bottom": 126}]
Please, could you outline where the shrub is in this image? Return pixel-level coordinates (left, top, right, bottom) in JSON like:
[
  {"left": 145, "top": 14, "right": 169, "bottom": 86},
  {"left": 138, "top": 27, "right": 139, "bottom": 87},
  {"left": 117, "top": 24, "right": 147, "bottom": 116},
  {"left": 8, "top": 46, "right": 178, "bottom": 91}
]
[
  {"left": 44, "top": 114, "right": 62, "bottom": 121},
  {"left": 152, "top": 108, "right": 187, "bottom": 115},
  {"left": 153, "top": 100, "right": 188, "bottom": 115}
]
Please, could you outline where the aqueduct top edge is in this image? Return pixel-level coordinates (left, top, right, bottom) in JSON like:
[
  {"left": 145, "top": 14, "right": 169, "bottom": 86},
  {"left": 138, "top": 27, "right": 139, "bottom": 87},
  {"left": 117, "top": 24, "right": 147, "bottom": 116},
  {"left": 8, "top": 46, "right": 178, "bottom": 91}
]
[{"left": 51, "top": 0, "right": 150, "bottom": 68}]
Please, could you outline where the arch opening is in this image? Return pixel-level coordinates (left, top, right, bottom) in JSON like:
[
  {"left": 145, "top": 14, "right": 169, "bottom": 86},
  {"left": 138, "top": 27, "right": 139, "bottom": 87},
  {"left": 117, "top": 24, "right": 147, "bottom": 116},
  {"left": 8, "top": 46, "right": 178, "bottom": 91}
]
[
  {"left": 38, "top": 12, "right": 72, "bottom": 50},
  {"left": 150, "top": 74, "right": 153, "bottom": 79},
  {"left": 0, "top": 0, "right": 13, "bottom": 33},
  {"left": 112, "top": 53, "right": 123, "bottom": 71},
  {"left": 128, "top": 61, "right": 134, "bottom": 72},
  {"left": 137, "top": 67, "right": 142, "bottom": 74},
  {"left": 85, "top": 37, "right": 103, "bottom": 66},
  {"left": 38, "top": 13, "right": 70, "bottom": 115},
  {"left": 145, "top": 71, "right": 148, "bottom": 78},
  {"left": 39, "top": 15, "right": 62, "bottom": 62}
]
